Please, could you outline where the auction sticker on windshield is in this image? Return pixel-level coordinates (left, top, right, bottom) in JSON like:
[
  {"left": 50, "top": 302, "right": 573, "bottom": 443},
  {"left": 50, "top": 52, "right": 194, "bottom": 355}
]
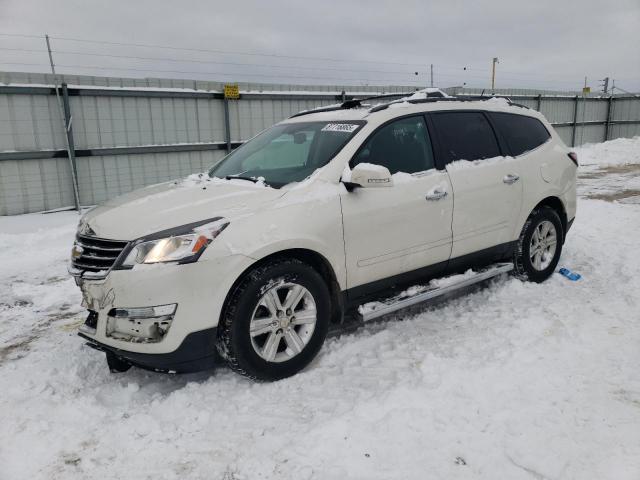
[{"left": 321, "top": 123, "right": 360, "bottom": 133}]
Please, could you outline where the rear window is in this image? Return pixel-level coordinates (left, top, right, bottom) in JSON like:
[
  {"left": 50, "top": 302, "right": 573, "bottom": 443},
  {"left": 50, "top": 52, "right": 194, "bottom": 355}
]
[
  {"left": 430, "top": 112, "right": 501, "bottom": 163},
  {"left": 489, "top": 112, "right": 551, "bottom": 156}
]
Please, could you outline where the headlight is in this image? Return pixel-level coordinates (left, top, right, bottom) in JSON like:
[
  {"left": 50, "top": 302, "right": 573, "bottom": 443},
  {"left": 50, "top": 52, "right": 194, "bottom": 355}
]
[{"left": 120, "top": 218, "right": 229, "bottom": 267}]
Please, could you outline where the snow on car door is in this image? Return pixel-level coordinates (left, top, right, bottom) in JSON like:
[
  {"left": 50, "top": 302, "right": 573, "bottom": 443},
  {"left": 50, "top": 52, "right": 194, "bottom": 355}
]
[
  {"left": 429, "top": 111, "right": 523, "bottom": 259},
  {"left": 340, "top": 115, "right": 453, "bottom": 297}
]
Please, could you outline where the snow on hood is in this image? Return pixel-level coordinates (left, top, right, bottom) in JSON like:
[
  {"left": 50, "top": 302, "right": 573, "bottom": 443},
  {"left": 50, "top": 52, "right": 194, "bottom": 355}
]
[{"left": 83, "top": 174, "right": 284, "bottom": 240}]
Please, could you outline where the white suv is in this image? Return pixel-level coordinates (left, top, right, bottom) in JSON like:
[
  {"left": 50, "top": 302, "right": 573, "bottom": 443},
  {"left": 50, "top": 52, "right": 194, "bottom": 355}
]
[{"left": 70, "top": 94, "right": 577, "bottom": 380}]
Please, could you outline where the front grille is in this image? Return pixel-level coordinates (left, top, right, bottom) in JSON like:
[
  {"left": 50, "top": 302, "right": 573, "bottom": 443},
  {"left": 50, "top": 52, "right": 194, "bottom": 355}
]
[{"left": 72, "top": 234, "right": 128, "bottom": 273}]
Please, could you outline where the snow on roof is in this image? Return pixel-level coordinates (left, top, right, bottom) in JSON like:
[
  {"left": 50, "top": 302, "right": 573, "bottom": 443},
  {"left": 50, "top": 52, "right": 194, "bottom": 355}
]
[{"left": 405, "top": 88, "right": 450, "bottom": 99}]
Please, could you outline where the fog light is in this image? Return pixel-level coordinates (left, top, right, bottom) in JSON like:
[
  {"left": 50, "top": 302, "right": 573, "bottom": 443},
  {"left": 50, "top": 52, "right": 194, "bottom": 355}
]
[{"left": 106, "top": 304, "right": 177, "bottom": 343}]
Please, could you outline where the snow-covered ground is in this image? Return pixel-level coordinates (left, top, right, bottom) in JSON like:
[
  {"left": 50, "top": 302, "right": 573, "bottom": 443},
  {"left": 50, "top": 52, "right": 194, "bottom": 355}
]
[{"left": 1, "top": 137, "right": 639, "bottom": 480}]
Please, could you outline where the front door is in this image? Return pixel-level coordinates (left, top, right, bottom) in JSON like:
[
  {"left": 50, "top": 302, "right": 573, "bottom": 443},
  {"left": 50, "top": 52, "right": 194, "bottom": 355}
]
[{"left": 340, "top": 115, "right": 454, "bottom": 299}]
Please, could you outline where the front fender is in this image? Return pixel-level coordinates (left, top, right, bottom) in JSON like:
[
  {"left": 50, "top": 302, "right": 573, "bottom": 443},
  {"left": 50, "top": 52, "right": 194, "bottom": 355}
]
[{"left": 202, "top": 187, "right": 347, "bottom": 290}]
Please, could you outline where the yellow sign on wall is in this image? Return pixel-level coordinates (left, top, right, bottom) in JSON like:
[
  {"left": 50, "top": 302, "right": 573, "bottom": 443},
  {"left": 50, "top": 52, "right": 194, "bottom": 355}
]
[{"left": 224, "top": 84, "right": 240, "bottom": 99}]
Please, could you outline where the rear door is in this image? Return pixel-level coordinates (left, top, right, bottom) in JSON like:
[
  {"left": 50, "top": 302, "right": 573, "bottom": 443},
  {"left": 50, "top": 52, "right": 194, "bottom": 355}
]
[
  {"left": 340, "top": 115, "right": 453, "bottom": 297},
  {"left": 428, "top": 111, "right": 523, "bottom": 260}
]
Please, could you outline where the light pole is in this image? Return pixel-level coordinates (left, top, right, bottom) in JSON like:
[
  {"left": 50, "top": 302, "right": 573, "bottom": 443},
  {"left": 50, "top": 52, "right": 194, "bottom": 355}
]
[{"left": 491, "top": 57, "right": 499, "bottom": 90}]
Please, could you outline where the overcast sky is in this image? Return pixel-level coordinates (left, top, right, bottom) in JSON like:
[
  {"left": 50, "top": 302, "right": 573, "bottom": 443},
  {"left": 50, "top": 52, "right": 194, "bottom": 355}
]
[{"left": 1, "top": 0, "right": 638, "bottom": 92}]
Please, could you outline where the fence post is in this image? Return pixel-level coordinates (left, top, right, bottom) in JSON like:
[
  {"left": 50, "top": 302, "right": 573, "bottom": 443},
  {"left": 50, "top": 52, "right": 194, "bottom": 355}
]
[
  {"left": 61, "top": 83, "right": 80, "bottom": 211},
  {"left": 571, "top": 95, "right": 579, "bottom": 147},
  {"left": 536, "top": 94, "right": 542, "bottom": 112},
  {"left": 604, "top": 96, "right": 614, "bottom": 142},
  {"left": 223, "top": 98, "right": 231, "bottom": 153}
]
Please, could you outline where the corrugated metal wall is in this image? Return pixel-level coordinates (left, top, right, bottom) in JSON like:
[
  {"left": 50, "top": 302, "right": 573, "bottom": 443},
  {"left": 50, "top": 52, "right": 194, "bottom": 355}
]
[
  {"left": 1, "top": 72, "right": 639, "bottom": 215},
  {"left": 74, "top": 151, "right": 226, "bottom": 207}
]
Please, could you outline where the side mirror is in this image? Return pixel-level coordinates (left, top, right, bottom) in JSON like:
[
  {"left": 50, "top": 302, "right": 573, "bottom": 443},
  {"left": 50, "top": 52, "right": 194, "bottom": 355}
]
[{"left": 343, "top": 163, "right": 393, "bottom": 190}]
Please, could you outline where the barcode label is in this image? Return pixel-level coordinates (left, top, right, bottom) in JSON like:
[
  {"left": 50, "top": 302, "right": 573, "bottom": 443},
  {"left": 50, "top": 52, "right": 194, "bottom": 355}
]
[{"left": 321, "top": 123, "right": 359, "bottom": 133}]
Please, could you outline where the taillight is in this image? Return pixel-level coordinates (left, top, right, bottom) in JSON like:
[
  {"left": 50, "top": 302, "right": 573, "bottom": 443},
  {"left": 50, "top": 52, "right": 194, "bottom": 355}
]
[{"left": 568, "top": 152, "right": 578, "bottom": 167}]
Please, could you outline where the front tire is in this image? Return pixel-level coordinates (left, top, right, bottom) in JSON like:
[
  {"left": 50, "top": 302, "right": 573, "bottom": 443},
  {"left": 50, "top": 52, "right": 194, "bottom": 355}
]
[
  {"left": 217, "top": 258, "right": 330, "bottom": 381},
  {"left": 513, "top": 207, "right": 563, "bottom": 283}
]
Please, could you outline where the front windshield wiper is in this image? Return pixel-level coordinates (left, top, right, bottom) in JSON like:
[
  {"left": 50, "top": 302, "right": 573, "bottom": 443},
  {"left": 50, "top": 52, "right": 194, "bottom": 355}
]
[{"left": 224, "top": 175, "right": 260, "bottom": 184}]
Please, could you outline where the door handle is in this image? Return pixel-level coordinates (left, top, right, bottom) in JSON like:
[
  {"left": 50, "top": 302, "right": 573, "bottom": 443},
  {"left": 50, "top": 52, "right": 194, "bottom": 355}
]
[
  {"left": 426, "top": 189, "right": 448, "bottom": 201},
  {"left": 503, "top": 174, "right": 520, "bottom": 184}
]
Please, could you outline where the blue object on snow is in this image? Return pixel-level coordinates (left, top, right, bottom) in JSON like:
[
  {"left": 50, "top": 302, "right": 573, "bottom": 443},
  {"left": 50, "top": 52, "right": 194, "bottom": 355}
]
[{"left": 558, "top": 267, "right": 581, "bottom": 281}]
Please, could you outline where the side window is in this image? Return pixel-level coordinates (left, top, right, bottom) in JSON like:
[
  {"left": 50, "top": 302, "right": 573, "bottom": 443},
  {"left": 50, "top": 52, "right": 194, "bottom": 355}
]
[
  {"left": 352, "top": 116, "right": 434, "bottom": 174},
  {"left": 431, "top": 112, "right": 500, "bottom": 163},
  {"left": 489, "top": 112, "right": 551, "bottom": 156}
]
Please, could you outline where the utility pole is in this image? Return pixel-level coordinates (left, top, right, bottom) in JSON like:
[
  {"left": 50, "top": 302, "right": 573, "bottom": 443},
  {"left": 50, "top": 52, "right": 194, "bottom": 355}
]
[
  {"left": 45, "top": 34, "right": 81, "bottom": 213},
  {"left": 611, "top": 79, "right": 615, "bottom": 96},
  {"left": 430, "top": 64, "right": 434, "bottom": 87},
  {"left": 579, "top": 76, "right": 588, "bottom": 146},
  {"left": 491, "top": 57, "right": 499, "bottom": 90}
]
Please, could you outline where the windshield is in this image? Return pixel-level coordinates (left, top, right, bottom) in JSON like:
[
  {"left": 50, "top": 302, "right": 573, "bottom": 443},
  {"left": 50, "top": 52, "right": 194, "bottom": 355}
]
[{"left": 208, "top": 121, "right": 365, "bottom": 187}]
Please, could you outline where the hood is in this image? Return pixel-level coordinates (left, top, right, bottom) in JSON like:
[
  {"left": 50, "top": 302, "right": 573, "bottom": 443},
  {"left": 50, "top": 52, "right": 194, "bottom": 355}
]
[{"left": 83, "top": 175, "right": 285, "bottom": 240}]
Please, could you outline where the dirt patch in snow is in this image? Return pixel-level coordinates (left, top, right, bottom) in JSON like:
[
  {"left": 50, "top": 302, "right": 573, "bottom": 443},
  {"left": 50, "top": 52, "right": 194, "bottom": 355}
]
[
  {"left": 0, "top": 335, "right": 37, "bottom": 364},
  {"left": 585, "top": 189, "right": 640, "bottom": 202},
  {"left": 579, "top": 163, "right": 640, "bottom": 202}
]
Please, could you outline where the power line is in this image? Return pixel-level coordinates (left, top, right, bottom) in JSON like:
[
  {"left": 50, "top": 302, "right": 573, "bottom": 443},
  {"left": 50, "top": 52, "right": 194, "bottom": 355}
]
[
  {"left": 0, "top": 47, "right": 47, "bottom": 54},
  {"left": 611, "top": 84, "right": 639, "bottom": 96},
  {"left": 0, "top": 32, "right": 43, "bottom": 39},
  {"left": 0, "top": 47, "right": 451, "bottom": 77},
  {"left": 48, "top": 35, "right": 443, "bottom": 69},
  {"left": 0, "top": 61, "right": 429, "bottom": 85},
  {"left": 3, "top": 33, "right": 637, "bottom": 89},
  {"left": 0, "top": 32, "right": 493, "bottom": 78},
  {"left": 0, "top": 47, "right": 589, "bottom": 85}
]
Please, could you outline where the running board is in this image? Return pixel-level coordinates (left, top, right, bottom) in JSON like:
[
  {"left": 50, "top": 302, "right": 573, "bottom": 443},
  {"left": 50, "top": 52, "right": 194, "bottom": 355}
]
[{"left": 358, "top": 262, "right": 513, "bottom": 322}]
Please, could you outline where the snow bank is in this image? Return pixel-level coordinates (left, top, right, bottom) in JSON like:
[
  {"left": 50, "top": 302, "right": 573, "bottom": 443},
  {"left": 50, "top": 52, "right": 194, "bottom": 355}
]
[{"left": 574, "top": 136, "right": 640, "bottom": 167}]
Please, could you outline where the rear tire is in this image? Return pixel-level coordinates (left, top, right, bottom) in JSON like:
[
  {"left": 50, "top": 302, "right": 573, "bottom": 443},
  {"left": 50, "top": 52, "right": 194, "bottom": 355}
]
[
  {"left": 513, "top": 207, "right": 564, "bottom": 283},
  {"left": 217, "top": 258, "right": 330, "bottom": 381}
]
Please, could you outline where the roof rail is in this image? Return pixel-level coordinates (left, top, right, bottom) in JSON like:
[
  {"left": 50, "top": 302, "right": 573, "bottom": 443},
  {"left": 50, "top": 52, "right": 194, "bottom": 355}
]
[
  {"left": 290, "top": 92, "right": 531, "bottom": 119},
  {"left": 368, "top": 95, "right": 531, "bottom": 113},
  {"left": 288, "top": 92, "right": 412, "bottom": 118}
]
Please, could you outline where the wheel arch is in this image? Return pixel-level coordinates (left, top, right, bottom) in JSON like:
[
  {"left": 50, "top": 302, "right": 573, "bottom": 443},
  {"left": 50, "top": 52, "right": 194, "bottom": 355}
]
[
  {"left": 533, "top": 196, "right": 567, "bottom": 241},
  {"left": 221, "top": 248, "right": 344, "bottom": 327}
]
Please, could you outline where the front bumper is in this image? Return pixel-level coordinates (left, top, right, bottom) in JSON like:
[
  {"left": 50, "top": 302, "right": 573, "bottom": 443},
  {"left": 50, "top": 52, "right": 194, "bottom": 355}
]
[
  {"left": 79, "top": 327, "right": 219, "bottom": 373},
  {"left": 73, "top": 253, "right": 255, "bottom": 357}
]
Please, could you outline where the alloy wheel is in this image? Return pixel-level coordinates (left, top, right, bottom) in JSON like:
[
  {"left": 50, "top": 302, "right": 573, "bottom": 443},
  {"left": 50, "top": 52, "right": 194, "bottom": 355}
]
[
  {"left": 529, "top": 220, "right": 557, "bottom": 271},
  {"left": 249, "top": 282, "right": 317, "bottom": 363}
]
